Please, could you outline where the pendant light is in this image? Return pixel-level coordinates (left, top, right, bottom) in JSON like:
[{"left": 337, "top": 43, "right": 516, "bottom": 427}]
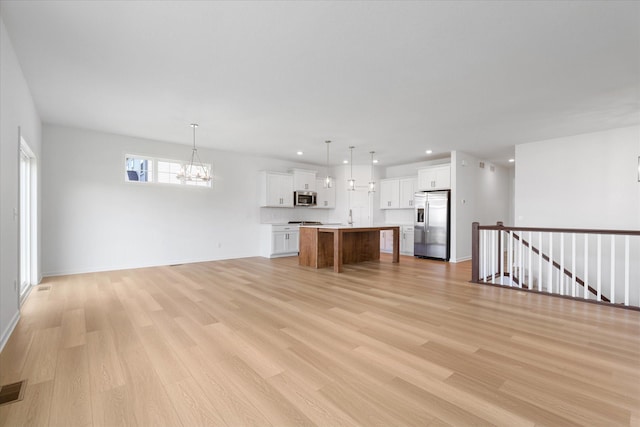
[
  {"left": 368, "top": 151, "right": 376, "bottom": 193},
  {"left": 324, "top": 140, "right": 333, "bottom": 188},
  {"left": 347, "top": 146, "right": 356, "bottom": 191},
  {"left": 176, "top": 123, "right": 212, "bottom": 182}
]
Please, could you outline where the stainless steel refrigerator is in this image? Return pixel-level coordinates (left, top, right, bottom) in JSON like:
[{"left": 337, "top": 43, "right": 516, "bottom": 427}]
[{"left": 414, "top": 190, "right": 450, "bottom": 260}]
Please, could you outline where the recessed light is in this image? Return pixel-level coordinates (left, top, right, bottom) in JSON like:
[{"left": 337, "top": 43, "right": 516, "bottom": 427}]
[
  {"left": 508, "top": 158, "right": 515, "bottom": 163},
  {"left": 343, "top": 160, "right": 349, "bottom": 164},
  {"left": 296, "top": 151, "right": 303, "bottom": 156},
  {"left": 373, "top": 159, "right": 379, "bottom": 164},
  {"left": 425, "top": 150, "right": 433, "bottom": 154}
]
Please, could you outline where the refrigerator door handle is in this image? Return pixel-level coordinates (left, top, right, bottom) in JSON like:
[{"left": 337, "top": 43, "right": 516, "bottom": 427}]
[{"left": 426, "top": 203, "right": 429, "bottom": 232}]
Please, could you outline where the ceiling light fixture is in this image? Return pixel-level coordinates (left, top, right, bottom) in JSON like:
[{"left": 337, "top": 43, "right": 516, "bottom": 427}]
[
  {"left": 368, "top": 151, "right": 376, "bottom": 193},
  {"left": 297, "top": 151, "right": 303, "bottom": 155},
  {"left": 343, "top": 160, "right": 349, "bottom": 164},
  {"left": 347, "top": 146, "right": 356, "bottom": 191},
  {"left": 176, "top": 123, "right": 212, "bottom": 183},
  {"left": 426, "top": 150, "right": 433, "bottom": 154},
  {"left": 324, "top": 140, "right": 333, "bottom": 188},
  {"left": 508, "top": 158, "right": 515, "bottom": 163}
]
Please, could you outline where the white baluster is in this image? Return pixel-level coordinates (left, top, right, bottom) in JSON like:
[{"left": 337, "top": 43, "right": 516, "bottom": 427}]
[
  {"left": 610, "top": 235, "right": 615, "bottom": 304},
  {"left": 518, "top": 232, "right": 523, "bottom": 288},
  {"left": 571, "top": 233, "right": 576, "bottom": 298},
  {"left": 508, "top": 231, "right": 513, "bottom": 286},
  {"left": 548, "top": 233, "right": 553, "bottom": 293},
  {"left": 538, "top": 232, "right": 543, "bottom": 292},
  {"left": 597, "top": 234, "right": 602, "bottom": 302},
  {"left": 559, "top": 233, "right": 564, "bottom": 295},
  {"left": 624, "top": 235, "right": 629, "bottom": 306},
  {"left": 528, "top": 232, "right": 533, "bottom": 290},
  {"left": 482, "top": 230, "right": 486, "bottom": 282},
  {"left": 584, "top": 235, "right": 589, "bottom": 299},
  {"left": 500, "top": 231, "right": 505, "bottom": 286},
  {"left": 491, "top": 230, "right": 496, "bottom": 284}
]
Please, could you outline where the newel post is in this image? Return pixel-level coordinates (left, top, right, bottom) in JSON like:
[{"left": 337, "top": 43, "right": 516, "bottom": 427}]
[
  {"left": 471, "top": 222, "right": 479, "bottom": 282},
  {"left": 496, "top": 221, "right": 503, "bottom": 277}
]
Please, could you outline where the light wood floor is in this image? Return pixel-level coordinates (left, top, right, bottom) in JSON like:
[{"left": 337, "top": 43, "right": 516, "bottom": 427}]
[{"left": 1, "top": 255, "right": 639, "bottom": 426}]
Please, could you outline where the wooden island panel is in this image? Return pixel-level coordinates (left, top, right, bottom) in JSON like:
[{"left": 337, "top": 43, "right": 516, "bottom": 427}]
[{"left": 299, "top": 226, "right": 399, "bottom": 272}]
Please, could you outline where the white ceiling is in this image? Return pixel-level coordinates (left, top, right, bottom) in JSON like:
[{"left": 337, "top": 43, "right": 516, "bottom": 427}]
[{"left": 1, "top": 1, "right": 639, "bottom": 167}]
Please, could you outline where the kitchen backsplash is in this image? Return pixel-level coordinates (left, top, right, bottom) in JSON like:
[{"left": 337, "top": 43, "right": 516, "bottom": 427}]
[{"left": 260, "top": 207, "right": 342, "bottom": 224}]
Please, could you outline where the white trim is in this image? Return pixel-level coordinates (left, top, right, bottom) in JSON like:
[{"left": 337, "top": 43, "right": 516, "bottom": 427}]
[
  {"left": 449, "top": 255, "right": 471, "bottom": 263},
  {"left": 0, "top": 311, "right": 20, "bottom": 353},
  {"left": 41, "top": 255, "right": 257, "bottom": 277},
  {"left": 20, "top": 282, "right": 34, "bottom": 306}
]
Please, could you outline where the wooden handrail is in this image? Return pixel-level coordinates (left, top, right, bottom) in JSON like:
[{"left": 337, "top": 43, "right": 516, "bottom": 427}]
[{"left": 479, "top": 224, "right": 640, "bottom": 236}]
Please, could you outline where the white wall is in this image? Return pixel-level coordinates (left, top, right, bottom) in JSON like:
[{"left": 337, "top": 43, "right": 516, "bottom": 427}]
[
  {"left": 42, "top": 124, "right": 333, "bottom": 275},
  {"left": 452, "top": 151, "right": 511, "bottom": 262},
  {"left": 515, "top": 126, "right": 640, "bottom": 229},
  {"left": 0, "top": 16, "right": 42, "bottom": 350}
]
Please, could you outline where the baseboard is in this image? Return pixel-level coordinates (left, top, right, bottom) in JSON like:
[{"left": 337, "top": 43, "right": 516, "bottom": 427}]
[
  {"left": 0, "top": 310, "right": 20, "bottom": 353},
  {"left": 42, "top": 254, "right": 258, "bottom": 278},
  {"left": 20, "top": 283, "right": 34, "bottom": 306},
  {"left": 450, "top": 256, "right": 471, "bottom": 263}
]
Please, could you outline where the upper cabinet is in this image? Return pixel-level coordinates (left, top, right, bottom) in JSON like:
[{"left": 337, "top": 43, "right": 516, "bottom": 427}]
[
  {"left": 314, "top": 179, "right": 336, "bottom": 209},
  {"left": 399, "top": 177, "right": 416, "bottom": 208},
  {"left": 417, "top": 164, "right": 451, "bottom": 191},
  {"left": 291, "top": 169, "right": 317, "bottom": 192},
  {"left": 380, "top": 179, "right": 400, "bottom": 209},
  {"left": 380, "top": 177, "right": 416, "bottom": 209},
  {"left": 259, "top": 171, "right": 294, "bottom": 207}
]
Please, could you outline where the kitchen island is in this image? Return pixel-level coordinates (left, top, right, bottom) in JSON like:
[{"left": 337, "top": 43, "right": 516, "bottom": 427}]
[{"left": 299, "top": 225, "right": 400, "bottom": 273}]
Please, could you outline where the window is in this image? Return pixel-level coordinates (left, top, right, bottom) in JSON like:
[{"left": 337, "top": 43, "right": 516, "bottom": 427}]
[
  {"left": 157, "top": 160, "right": 182, "bottom": 185},
  {"left": 125, "top": 154, "right": 212, "bottom": 188},
  {"left": 125, "top": 156, "right": 153, "bottom": 182}
]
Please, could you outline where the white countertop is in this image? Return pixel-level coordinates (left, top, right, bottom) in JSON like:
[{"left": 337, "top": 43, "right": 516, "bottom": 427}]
[{"left": 300, "top": 224, "right": 401, "bottom": 230}]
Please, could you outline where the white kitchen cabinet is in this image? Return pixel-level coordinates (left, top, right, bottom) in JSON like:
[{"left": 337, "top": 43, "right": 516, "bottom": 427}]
[
  {"left": 259, "top": 171, "right": 294, "bottom": 207},
  {"left": 399, "top": 178, "right": 416, "bottom": 208},
  {"left": 380, "top": 229, "right": 394, "bottom": 253},
  {"left": 291, "top": 169, "right": 317, "bottom": 191},
  {"left": 401, "top": 225, "right": 414, "bottom": 255},
  {"left": 260, "top": 224, "right": 299, "bottom": 258},
  {"left": 417, "top": 165, "right": 451, "bottom": 191},
  {"left": 380, "top": 177, "right": 416, "bottom": 209},
  {"left": 314, "top": 179, "right": 335, "bottom": 209},
  {"left": 379, "top": 179, "right": 400, "bottom": 209}
]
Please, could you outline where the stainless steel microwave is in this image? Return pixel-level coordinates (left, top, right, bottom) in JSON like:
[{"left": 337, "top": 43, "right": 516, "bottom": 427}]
[{"left": 294, "top": 191, "right": 317, "bottom": 206}]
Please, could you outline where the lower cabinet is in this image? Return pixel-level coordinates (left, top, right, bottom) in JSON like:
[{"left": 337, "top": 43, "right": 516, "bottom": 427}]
[
  {"left": 381, "top": 226, "right": 414, "bottom": 255},
  {"left": 260, "top": 225, "right": 300, "bottom": 258},
  {"left": 380, "top": 230, "right": 394, "bottom": 253},
  {"left": 401, "top": 225, "right": 414, "bottom": 255}
]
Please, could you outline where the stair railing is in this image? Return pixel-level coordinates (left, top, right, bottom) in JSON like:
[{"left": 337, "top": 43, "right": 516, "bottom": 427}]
[{"left": 471, "top": 222, "right": 640, "bottom": 309}]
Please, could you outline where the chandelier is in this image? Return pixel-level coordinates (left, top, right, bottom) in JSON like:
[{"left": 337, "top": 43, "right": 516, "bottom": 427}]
[
  {"left": 176, "top": 123, "right": 212, "bottom": 182},
  {"left": 347, "top": 146, "right": 356, "bottom": 191},
  {"left": 324, "top": 140, "right": 333, "bottom": 188},
  {"left": 368, "top": 151, "right": 376, "bottom": 193}
]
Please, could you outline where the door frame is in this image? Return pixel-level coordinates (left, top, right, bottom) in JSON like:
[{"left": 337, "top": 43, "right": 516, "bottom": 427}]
[{"left": 18, "top": 128, "right": 38, "bottom": 305}]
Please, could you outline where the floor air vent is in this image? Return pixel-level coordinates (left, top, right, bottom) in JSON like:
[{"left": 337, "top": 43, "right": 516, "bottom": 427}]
[
  {"left": 0, "top": 380, "right": 27, "bottom": 406},
  {"left": 37, "top": 286, "right": 51, "bottom": 291}
]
